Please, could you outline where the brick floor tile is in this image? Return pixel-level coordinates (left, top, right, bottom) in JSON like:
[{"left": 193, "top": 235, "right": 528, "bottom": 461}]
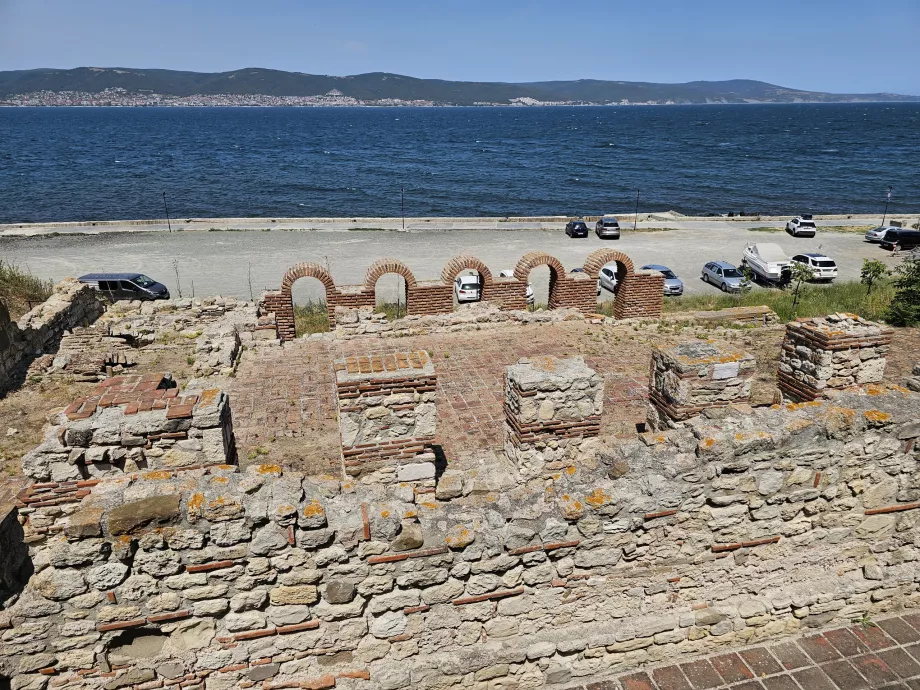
[
  {"left": 727, "top": 683, "right": 765, "bottom": 690},
  {"left": 906, "top": 679, "right": 920, "bottom": 690},
  {"left": 761, "top": 676, "right": 801, "bottom": 690},
  {"left": 620, "top": 672, "right": 655, "bottom": 690},
  {"left": 879, "top": 618, "right": 920, "bottom": 645},
  {"left": 851, "top": 624, "right": 898, "bottom": 651},
  {"left": 905, "top": 643, "right": 920, "bottom": 663},
  {"left": 739, "top": 648, "right": 784, "bottom": 677},
  {"left": 652, "top": 665, "right": 693, "bottom": 690},
  {"left": 679, "top": 660, "right": 724, "bottom": 690},
  {"left": 791, "top": 667, "right": 837, "bottom": 690},
  {"left": 851, "top": 654, "right": 900, "bottom": 686},
  {"left": 879, "top": 648, "right": 920, "bottom": 679},
  {"left": 585, "top": 682, "right": 619, "bottom": 690},
  {"left": 819, "top": 660, "right": 869, "bottom": 689},
  {"left": 902, "top": 613, "right": 920, "bottom": 632},
  {"left": 770, "top": 643, "right": 811, "bottom": 671},
  {"left": 823, "top": 628, "right": 869, "bottom": 657},
  {"left": 798, "top": 635, "right": 842, "bottom": 664},
  {"left": 711, "top": 653, "right": 755, "bottom": 684}
]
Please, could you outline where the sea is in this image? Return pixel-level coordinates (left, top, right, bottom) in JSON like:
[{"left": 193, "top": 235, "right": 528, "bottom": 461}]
[{"left": 1, "top": 103, "right": 918, "bottom": 223}]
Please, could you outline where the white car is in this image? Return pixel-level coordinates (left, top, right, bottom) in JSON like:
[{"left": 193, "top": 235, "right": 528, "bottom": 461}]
[
  {"left": 785, "top": 215, "right": 817, "bottom": 237},
  {"left": 454, "top": 275, "right": 481, "bottom": 303},
  {"left": 598, "top": 266, "right": 618, "bottom": 293},
  {"left": 791, "top": 253, "right": 837, "bottom": 281},
  {"left": 865, "top": 226, "right": 900, "bottom": 243}
]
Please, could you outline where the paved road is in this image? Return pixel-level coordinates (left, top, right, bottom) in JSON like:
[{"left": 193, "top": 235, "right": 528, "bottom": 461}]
[{"left": 0, "top": 223, "right": 900, "bottom": 304}]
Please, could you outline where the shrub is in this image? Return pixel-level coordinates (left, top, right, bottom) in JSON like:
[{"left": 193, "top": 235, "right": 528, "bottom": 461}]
[
  {"left": 885, "top": 256, "right": 920, "bottom": 326},
  {"left": 293, "top": 301, "right": 330, "bottom": 336},
  {"left": 0, "top": 261, "right": 54, "bottom": 319}
]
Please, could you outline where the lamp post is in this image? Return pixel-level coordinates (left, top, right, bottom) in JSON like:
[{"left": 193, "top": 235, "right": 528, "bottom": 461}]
[
  {"left": 401, "top": 187, "right": 405, "bottom": 230},
  {"left": 633, "top": 189, "right": 640, "bottom": 231},
  {"left": 882, "top": 186, "right": 892, "bottom": 226},
  {"left": 163, "top": 191, "right": 172, "bottom": 233}
]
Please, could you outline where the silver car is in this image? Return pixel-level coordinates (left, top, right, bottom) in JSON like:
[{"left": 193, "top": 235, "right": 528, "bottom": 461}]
[
  {"left": 641, "top": 264, "right": 683, "bottom": 296},
  {"left": 702, "top": 261, "right": 749, "bottom": 292},
  {"left": 595, "top": 216, "right": 621, "bottom": 239}
]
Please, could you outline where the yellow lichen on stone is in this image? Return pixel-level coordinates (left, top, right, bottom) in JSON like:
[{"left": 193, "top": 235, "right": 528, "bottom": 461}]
[
  {"left": 211, "top": 476, "right": 229, "bottom": 484},
  {"left": 585, "top": 487, "right": 611, "bottom": 507},
  {"left": 445, "top": 524, "right": 475, "bottom": 549},
  {"left": 302, "top": 500, "right": 325, "bottom": 518},
  {"left": 256, "top": 464, "right": 282, "bottom": 476},
  {"left": 864, "top": 409, "right": 892, "bottom": 426},
  {"left": 142, "top": 470, "right": 172, "bottom": 481}
]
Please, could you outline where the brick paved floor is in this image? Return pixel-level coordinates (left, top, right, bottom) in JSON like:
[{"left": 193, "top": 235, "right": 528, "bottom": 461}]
[{"left": 574, "top": 612, "right": 920, "bottom": 690}]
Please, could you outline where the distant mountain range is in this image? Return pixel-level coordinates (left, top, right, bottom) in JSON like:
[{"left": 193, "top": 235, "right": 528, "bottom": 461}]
[{"left": 1, "top": 67, "right": 917, "bottom": 105}]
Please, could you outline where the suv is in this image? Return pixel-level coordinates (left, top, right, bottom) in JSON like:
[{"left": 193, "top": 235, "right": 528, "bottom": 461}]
[
  {"left": 880, "top": 230, "right": 920, "bottom": 251},
  {"left": 865, "top": 225, "right": 900, "bottom": 243},
  {"left": 78, "top": 273, "right": 170, "bottom": 301},
  {"left": 565, "top": 220, "right": 589, "bottom": 238},
  {"left": 702, "top": 261, "right": 748, "bottom": 292},
  {"left": 595, "top": 216, "right": 621, "bottom": 239},
  {"left": 791, "top": 253, "right": 837, "bottom": 281},
  {"left": 786, "top": 215, "right": 817, "bottom": 237}
]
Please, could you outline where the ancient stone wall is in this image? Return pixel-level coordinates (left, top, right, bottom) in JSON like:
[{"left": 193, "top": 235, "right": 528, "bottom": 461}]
[
  {"left": 261, "top": 250, "right": 663, "bottom": 342},
  {"left": 334, "top": 352, "right": 437, "bottom": 479},
  {"left": 778, "top": 314, "right": 892, "bottom": 402},
  {"left": 0, "top": 279, "right": 105, "bottom": 395},
  {"left": 1, "top": 385, "right": 919, "bottom": 690}
]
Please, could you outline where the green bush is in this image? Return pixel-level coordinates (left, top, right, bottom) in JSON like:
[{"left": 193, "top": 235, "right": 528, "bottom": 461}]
[
  {"left": 885, "top": 257, "right": 920, "bottom": 326},
  {"left": 293, "top": 301, "right": 330, "bottom": 336}
]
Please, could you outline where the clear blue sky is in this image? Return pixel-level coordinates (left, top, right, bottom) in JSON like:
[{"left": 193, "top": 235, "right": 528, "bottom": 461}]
[{"left": 1, "top": 0, "right": 918, "bottom": 94}]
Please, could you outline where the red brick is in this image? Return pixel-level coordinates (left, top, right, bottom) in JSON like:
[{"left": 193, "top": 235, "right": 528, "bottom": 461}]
[
  {"left": 738, "top": 648, "right": 783, "bottom": 676},
  {"left": 710, "top": 652, "right": 754, "bottom": 684},
  {"left": 147, "top": 610, "right": 191, "bottom": 624},
  {"left": 799, "top": 635, "right": 842, "bottom": 664},
  {"left": 96, "top": 618, "right": 147, "bottom": 632},
  {"left": 452, "top": 587, "right": 524, "bottom": 606},
  {"left": 366, "top": 553, "right": 410, "bottom": 565},
  {"left": 276, "top": 621, "right": 320, "bottom": 635},
  {"left": 232, "top": 628, "right": 277, "bottom": 641},
  {"left": 769, "top": 642, "right": 811, "bottom": 671},
  {"left": 790, "top": 667, "right": 836, "bottom": 690},
  {"left": 643, "top": 509, "right": 678, "bottom": 519},
  {"left": 336, "top": 670, "right": 370, "bottom": 680},
  {"left": 850, "top": 654, "right": 899, "bottom": 686},
  {"left": 823, "top": 628, "right": 868, "bottom": 657},
  {"left": 850, "top": 624, "right": 897, "bottom": 651},
  {"left": 760, "top": 676, "right": 800, "bottom": 690},
  {"left": 651, "top": 665, "right": 692, "bottom": 690},
  {"left": 679, "top": 659, "right": 723, "bottom": 689},
  {"left": 820, "top": 660, "right": 869, "bottom": 689},
  {"left": 877, "top": 617, "right": 920, "bottom": 644},
  {"left": 185, "top": 560, "right": 235, "bottom": 573},
  {"left": 619, "top": 672, "right": 655, "bottom": 690},
  {"left": 877, "top": 647, "right": 920, "bottom": 679}
]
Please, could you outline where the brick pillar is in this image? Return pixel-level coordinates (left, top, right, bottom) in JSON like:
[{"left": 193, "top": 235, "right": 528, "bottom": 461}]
[
  {"left": 613, "top": 271, "right": 664, "bottom": 319},
  {"left": 647, "top": 342, "right": 755, "bottom": 429},
  {"left": 333, "top": 351, "right": 437, "bottom": 479},
  {"left": 778, "top": 315, "right": 893, "bottom": 402},
  {"left": 504, "top": 357, "right": 603, "bottom": 480}
]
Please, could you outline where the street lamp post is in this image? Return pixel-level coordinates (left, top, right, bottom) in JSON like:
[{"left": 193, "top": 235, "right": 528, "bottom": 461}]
[
  {"left": 401, "top": 187, "right": 405, "bottom": 231},
  {"left": 163, "top": 191, "right": 172, "bottom": 233},
  {"left": 634, "top": 189, "right": 640, "bottom": 231},
  {"left": 882, "top": 186, "right": 892, "bottom": 226}
]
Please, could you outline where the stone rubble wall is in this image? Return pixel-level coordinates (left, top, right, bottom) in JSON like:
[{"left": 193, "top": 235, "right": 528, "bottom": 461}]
[
  {"left": 27, "top": 323, "right": 135, "bottom": 383},
  {"left": 0, "top": 279, "right": 105, "bottom": 395},
  {"left": 333, "top": 352, "right": 437, "bottom": 479},
  {"left": 778, "top": 313, "right": 893, "bottom": 402},
  {"left": 648, "top": 341, "right": 756, "bottom": 427},
  {"left": 1, "top": 386, "right": 919, "bottom": 690},
  {"left": 504, "top": 357, "right": 604, "bottom": 480},
  {"left": 906, "top": 363, "right": 920, "bottom": 393}
]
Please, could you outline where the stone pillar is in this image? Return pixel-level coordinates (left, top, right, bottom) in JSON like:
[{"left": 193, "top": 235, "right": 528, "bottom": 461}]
[
  {"left": 503, "top": 357, "right": 603, "bottom": 480},
  {"left": 647, "top": 341, "right": 755, "bottom": 428},
  {"left": 778, "top": 314, "right": 893, "bottom": 402},
  {"left": 333, "top": 351, "right": 437, "bottom": 480}
]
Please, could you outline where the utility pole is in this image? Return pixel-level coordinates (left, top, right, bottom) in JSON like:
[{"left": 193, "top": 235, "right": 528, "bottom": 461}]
[
  {"left": 401, "top": 187, "right": 405, "bottom": 230},
  {"left": 634, "top": 189, "right": 640, "bottom": 231},
  {"left": 163, "top": 191, "right": 172, "bottom": 233},
  {"left": 882, "top": 186, "right": 892, "bottom": 226}
]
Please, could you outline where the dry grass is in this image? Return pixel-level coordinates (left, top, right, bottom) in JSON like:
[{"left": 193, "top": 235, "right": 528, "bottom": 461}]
[{"left": 0, "top": 261, "right": 53, "bottom": 319}]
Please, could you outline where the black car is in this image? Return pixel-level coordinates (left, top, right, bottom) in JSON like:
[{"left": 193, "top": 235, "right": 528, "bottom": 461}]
[
  {"left": 565, "top": 220, "right": 589, "bottom": 238},
  {"left": 880, "top": 229, "right": 920, "bottom": 251},
  {"left": 78, "top": 273, "right": 170, "bottom": 301}
]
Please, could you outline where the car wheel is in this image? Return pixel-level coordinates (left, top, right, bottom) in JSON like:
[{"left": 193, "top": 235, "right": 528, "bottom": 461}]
[
  {"left": 720, "top": 282, "right": 728, "bottom": 292},
  {"left": 702, "top": 273, "right": 708, "bottom": 283}
]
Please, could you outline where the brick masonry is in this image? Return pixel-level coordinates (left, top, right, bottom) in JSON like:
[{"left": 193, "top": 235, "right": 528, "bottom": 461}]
[{"left": 262, "top": 250, "right": 664, "bottom": 341}]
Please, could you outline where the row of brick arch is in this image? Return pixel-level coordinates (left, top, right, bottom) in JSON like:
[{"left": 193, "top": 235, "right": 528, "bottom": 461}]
[{"left": 263, "top": 249, "right": 659, "bottom": 341}]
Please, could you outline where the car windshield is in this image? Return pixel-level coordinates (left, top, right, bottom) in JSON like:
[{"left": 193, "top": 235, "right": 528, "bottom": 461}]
[
  {"left": 133, "top": 275, "right": 156, "bottom": 287},
  {"left": 659, "top": 270, "right": 677, "bottom": 279},
  {"left": 815, "top": 261, "right": 836, "bottom": 267},
  {"left": 722, "top": 268, "right": 743, "bottom": 278},
  {"left": 603, "top": 221, "right": 618, "bottom": 226},
  {"left": 574, "top": 222, "right": 586, "bottom": 227},
  {"left": 800, "top": 222, "right": 816, "bottom": 227}
]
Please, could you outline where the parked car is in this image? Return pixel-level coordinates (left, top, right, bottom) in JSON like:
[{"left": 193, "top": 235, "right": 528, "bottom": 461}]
[
  {"left": 702, "top": 261, "right": 749, "bottom": 292},
  {"left": 640, "top": 264, "right": 684, "bottom": 296},
  {"left": 454, "top": 274, "right": 481, "bottom": 303},
  {"left": 598, "top": 266, "right": 618, "bottom": 293},
  {"left": 742, "top": 243, "right": 792, "bottom": 286},
  {"left": 78, "top": 273, "right": 170, "bottom": 301},
  {"left": 565, "top": 220, "right": 589, "bottom": 238},
  {"left": 499, "top": 270, "right": 535, "bottom": 305},
  {"left": 595, "top": 216, "right": 621, "bottom": 239},
  {"left": 865, "top": 226, "right": 901, "bottom": 243},
  {"left": 785, "top": 215, "right": 817, "bottom": 237},
  {"left": 880, "top": 229, "right": 920, "bottom": 251},
  {"left": 791, "top": 253, "right": 838, "bottom": 281}
]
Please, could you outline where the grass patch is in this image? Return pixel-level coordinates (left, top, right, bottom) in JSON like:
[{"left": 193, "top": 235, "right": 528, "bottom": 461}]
[
  {"left": 294, "top": 301, "right": 330, "bottom": 336},
  {"left": 747, "top": 226, "right": 783, "bottom": 232},
  {"left": 626, "top": 227, "right": 673, "bottom": 233},
  {"left": 747, "top": 225, "right": 875, "bottom": 234},
  {"left": 0, "top": 260, "right": 53, "bottom": 319},
  {"left": 377, "top": 301, "right": 407, "bottom": 320},
  {"left": 661, "top": 279, "right": 895, "bottom": 322},
  {"left": 208, "top": 227, "right": 252, "bottom": 232},
  {"left": 348, "top": 227, "right": 391, "bottom": 232}
]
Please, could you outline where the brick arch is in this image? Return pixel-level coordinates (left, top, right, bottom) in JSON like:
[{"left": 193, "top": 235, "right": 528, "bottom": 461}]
[
  {"left": 281, "top": 262, "right": 336, "bottom": 292},
  {"left": 440, "top": 255, "right": 494, "bottom": 286},
  {"left": 513, "top": 252, "right": 566, "bottom": 283},
  {"left": 364, "top": 259, "right": 418, "bottom": 291},
  {"left": 582, "top": 249, "right": 635, "bottom": 279}
]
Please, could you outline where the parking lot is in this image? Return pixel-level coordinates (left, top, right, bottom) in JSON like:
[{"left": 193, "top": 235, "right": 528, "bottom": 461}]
[{"left": 0, "top": 221, "right": 903, "bottom": 304}]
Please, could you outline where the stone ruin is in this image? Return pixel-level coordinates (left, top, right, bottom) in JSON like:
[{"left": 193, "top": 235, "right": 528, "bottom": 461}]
[
  {"left": 333, "top": 351, "right": 437, "bottom": 481},
  {"left": 1, "top": 298, "right": 919, "bottom": 690},
  {"left": 503, "top": 357, "right": 603, "bottom": 480},
  {"left": 778, "top": 313, "right": 893, "bottom": 402},
  {"left": 647, "top": 341, "right": 756, "bottom": 429}
]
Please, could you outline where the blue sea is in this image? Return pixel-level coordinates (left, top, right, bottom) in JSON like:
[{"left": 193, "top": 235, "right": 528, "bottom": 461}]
[{"left": 1, "top": 104, "right": 918, "bottom": 223}]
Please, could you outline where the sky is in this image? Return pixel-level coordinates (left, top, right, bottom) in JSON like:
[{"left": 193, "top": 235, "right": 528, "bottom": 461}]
[{"left": 1, "top": 0, "right": 918, "bottom": 95}]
